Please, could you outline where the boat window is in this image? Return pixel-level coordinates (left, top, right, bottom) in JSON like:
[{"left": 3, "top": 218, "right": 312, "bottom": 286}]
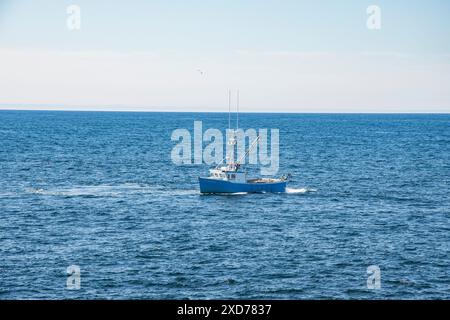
[{"left": 231, "top": 174, "right": 236, "bottom": 179}]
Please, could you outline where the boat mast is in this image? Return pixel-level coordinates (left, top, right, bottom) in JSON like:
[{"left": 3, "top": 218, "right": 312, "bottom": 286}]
[
  {"left": 216, "top": 90, "right": 233, "bottom": 170},
  {"left": 228, "top": 89, "right": 231, "bottom": 131},
  {"left": 216, "top": 90, "right": 240, "bottom": 170},
  {"left": 236, "top": 90, "right": 239, "bottom": 130}
]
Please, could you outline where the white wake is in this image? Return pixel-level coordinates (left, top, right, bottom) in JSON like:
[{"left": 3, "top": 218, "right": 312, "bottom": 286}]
[{"left": 286, "top": 187, "right": 317, "bottom": 194}]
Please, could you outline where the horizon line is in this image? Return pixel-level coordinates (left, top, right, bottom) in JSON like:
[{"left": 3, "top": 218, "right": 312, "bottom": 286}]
[{"left": 0, "top": 107, "right": 449, "bottom": 115}]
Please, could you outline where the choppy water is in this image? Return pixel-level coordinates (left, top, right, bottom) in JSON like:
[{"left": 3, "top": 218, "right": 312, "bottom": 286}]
[{"left": 0, "top": 111, "right": 449, "bottom": 299}]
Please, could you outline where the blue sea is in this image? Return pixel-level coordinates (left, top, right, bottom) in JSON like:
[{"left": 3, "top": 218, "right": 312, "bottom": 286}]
[{"left": 0, "top": 110, "right": 449, "bottom": 299}]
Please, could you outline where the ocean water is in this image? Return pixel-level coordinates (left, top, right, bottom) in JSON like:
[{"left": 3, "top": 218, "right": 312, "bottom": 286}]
[{"left": 0, "top": 110, "right": 449, "bottom": 299}]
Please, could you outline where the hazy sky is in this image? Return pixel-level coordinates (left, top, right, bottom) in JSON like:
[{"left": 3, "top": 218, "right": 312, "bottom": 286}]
[{"left": 0, "top": 0, "right": 449, "bottom": 112}]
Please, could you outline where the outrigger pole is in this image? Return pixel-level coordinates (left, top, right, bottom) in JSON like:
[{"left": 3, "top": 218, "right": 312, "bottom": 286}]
[{"left": 236, "top": 135, "right": 260, "bottom": 167}]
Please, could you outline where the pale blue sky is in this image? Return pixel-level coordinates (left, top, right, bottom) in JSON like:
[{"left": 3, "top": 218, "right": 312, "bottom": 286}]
[{"left": 0, "top": 0, "right": 449, "bottom": 112}]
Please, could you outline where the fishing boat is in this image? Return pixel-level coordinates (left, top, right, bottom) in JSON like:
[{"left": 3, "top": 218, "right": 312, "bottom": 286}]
[
  {"left": 198, "top": 91, "right": 290, "bottom": 194},
  {"left": 198, "top": 161, "right": 289, "bottom": 194}
]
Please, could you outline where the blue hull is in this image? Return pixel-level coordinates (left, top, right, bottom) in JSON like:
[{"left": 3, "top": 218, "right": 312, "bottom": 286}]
[{"left": 199, "top": 177, "right": 286, "bottom": 194}]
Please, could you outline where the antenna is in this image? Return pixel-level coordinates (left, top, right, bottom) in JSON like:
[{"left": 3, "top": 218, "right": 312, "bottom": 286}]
[{"left": 236, "top": 90, "right": 239, "bottom": 130}]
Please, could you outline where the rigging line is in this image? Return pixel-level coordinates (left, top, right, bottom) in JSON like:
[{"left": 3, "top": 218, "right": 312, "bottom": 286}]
[{"left": 237, "top": 135, "right": 260, "bottom": 165}]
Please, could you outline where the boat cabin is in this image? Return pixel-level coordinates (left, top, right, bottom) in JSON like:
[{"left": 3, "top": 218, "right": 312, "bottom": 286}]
[{"left": 209, "top": 167, "right": 246, "bottom": 183}]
